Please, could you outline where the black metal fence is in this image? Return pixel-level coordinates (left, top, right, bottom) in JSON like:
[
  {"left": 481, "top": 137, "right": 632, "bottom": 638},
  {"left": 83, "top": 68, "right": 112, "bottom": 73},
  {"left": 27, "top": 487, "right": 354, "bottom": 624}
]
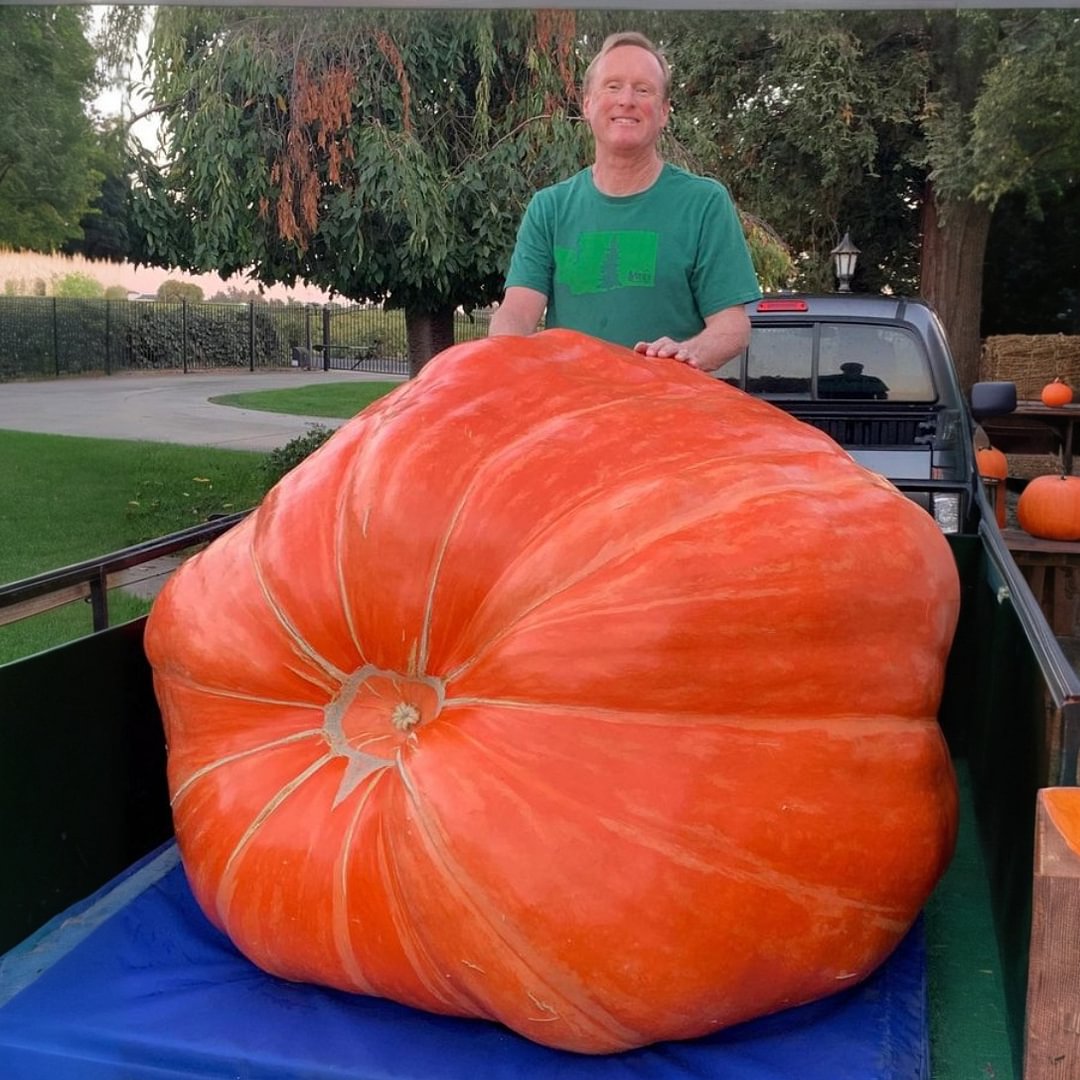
[{"left": 0, "top": 297, "right": 492, "bottom": 380}]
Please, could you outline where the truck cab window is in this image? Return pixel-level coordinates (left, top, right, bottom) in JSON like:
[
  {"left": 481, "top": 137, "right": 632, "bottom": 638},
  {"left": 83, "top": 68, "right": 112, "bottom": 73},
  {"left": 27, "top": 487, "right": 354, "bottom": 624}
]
[
  {"left": 818, "top": 325, "right": 936, "bottom": 403},
  {"left": 745, "top": 325, "right": 813, "bottom": 398}
]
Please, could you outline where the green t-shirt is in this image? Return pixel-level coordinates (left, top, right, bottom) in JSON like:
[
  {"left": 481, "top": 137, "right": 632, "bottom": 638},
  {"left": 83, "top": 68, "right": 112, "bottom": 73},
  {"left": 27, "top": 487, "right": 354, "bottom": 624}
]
[{"left": 504, "top": 164, "right": 762, "bottom": 348}]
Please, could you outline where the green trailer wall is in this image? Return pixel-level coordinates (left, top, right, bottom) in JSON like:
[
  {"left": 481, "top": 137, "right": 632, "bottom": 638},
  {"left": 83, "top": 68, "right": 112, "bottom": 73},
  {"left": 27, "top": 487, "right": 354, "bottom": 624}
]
[{"left": 0, "top": 618, "right": 171, "bottom": 955}]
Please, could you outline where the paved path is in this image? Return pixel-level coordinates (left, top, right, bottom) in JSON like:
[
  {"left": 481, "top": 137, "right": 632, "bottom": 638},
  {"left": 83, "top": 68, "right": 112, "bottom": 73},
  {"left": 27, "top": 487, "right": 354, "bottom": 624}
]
[{"left": 0, "top": 369, "right": 404, "bottom": 452}]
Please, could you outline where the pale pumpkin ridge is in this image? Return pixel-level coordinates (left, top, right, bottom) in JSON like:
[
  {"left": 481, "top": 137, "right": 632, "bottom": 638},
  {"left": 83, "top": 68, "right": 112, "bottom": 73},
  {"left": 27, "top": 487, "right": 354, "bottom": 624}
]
[
  {"left": 450, "top": 724, "right": 911, "bottom": 931},
  {"left": 170, "top": 727, "right": 326, "bottom": 805},
  {"left": 393, "top": 754, "right": 646, "bottom": 1047},
  {"left": 372, "top": 784, "right": 479, "bottom": 1014},
  {"left": 416, "top": 486, "right": 470, "bottom": 676},
  {"left": 251, "top": 544, "right": 349, "bottom": 689},
  {"left": 442, "top": 459, "right": 867, "bottom": 686},
  {"left": 216, "top": 751, "right": 338, "bottom": 927},
  {"left": 440, "top": 696, "right": 929, "bottom": 735},
  {"left": 596, "top": 809, "right": 908, "bottom": 932},
  {"left": 412, "top": 384, "right": 740, "bottom": 676},
  {"left": 161, "top": 671, "right": 327, "bottom": 711},
  {"left": 331, "top": 769, "right": 389, "bottom": 995},
  {"left": 335, "top": 461, "right": 369, "bottom": 664}
]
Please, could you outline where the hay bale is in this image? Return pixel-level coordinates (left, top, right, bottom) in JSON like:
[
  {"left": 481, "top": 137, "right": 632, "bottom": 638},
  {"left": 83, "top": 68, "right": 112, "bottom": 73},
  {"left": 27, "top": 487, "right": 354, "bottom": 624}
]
[{"left": 981, "top": 335, "right": 1080, "bottom": 399}]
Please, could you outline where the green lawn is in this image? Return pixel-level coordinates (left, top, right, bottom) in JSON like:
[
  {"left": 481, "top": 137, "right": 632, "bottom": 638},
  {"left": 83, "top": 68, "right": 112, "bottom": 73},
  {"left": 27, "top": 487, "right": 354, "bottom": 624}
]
[
  {"left": 210, "top": 381, "right": 399, "bottom": 419},
  {"left": 0, "top": 430, "right": 269, "bottom": 665},
  {"left": 0, "top": 382, "right": 399, "bottom": 666}
]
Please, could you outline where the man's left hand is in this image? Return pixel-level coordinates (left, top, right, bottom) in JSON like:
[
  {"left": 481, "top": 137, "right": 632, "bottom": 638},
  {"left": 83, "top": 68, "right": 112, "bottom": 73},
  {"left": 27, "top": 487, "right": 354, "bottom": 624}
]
[{"left": 633, "top": 338, "right": 702, "bottom": 368}]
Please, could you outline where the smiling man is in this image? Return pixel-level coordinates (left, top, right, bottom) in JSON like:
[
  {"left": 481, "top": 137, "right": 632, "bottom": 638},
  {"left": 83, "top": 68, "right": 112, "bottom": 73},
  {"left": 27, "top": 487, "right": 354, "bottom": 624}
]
[{"left": 488, "top": 31, "right": 761, "bottom": 371}]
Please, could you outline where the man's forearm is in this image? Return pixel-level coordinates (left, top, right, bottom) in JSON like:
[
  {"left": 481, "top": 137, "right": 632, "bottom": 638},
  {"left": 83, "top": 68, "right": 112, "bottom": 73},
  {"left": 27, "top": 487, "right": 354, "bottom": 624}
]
[
  {"left": 488, "top": 308, "right": 536, "bottom": 337},
  {"left": 487, "top": 286, "right": 548, "bottom": 337},
  {"left": 681, "top": 312, "right": 751, "bottom": 371}
]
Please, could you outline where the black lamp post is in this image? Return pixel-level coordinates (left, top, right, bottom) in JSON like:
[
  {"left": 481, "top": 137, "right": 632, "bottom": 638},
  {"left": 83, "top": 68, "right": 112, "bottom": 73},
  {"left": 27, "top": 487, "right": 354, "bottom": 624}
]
[{"left": 830, "top": 232, "right": 860, "bottom": 292}]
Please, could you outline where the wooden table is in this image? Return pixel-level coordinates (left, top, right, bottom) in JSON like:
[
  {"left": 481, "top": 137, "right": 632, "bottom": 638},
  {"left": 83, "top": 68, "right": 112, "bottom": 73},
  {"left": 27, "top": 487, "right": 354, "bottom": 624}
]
[
  {"left": 1002, "top": 528, "right": 1080, "bottom": 636},
  {"left": 982, "top": 402, "right": 1080, "bottom": 474}
]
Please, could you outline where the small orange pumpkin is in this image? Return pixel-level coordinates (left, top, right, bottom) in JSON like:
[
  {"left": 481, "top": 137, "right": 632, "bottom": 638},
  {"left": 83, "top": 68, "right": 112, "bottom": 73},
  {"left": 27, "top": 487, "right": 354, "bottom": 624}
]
[
  {"left": 1041, "top": 378, "right": 1073, "bottom": 408},
  {"left": 975, "top": 446, "right": 1008, "bottom": 528},
  {"left": 1017, "top": 474, "right": 1080, "bottom": 541}
]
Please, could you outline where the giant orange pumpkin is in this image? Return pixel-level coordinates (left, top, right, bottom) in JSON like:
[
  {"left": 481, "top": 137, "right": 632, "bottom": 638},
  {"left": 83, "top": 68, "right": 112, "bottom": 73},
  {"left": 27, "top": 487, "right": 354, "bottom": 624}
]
[{"left": 145, "top": 329, "right": 960, "bottom": 1055}]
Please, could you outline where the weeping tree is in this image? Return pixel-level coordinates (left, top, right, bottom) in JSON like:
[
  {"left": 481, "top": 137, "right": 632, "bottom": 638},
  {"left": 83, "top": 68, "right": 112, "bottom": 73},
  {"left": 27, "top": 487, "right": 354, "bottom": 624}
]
[
  {"left": 668, "top": 9, "right": 1080, "bottom": 389},
  {"left": 131, "top": 8, "right": 594, "bottom": 374},
  {"left": 129, "top": 8, "right": 796, "bottom": 372}
]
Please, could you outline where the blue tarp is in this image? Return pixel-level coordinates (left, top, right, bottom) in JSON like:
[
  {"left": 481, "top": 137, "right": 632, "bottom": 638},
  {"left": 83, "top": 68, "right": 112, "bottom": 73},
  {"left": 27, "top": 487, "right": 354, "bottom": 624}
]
[{"left": 0, "top": 843, "right": 928, "bottom": 1079}]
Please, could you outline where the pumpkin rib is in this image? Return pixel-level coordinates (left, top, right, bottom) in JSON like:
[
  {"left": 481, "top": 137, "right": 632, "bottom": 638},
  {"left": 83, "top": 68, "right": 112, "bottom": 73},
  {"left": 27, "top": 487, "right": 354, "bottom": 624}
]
[
  {"left": 334, "top": 467, "right": 371, "bottom": 665},
  {"left": 330, "top": 781, "right": 385, "bottom": 998},
  {"left": 439, "top": 695, "right": 935, "bottom": 734},
  {"left": 368, "top": 805, "right": 481, "bottom": 1014},
  {"left": 252, "top": 541, "right": 351, "bottom": 687},
  {"left": 216, "top": 752, "right": 338, "bottom": 925},
  {"left": 444, "top": 720, "right": 914, "bottom": 926},
  {"left": 394, "top": 754, "right": 647, "bottom": 1048},
  {"left": 402, "top": 389, "right": 842, "bottom": 680},
  {"left": 159, "top": 670, "right": 328, "bottom": 711},
  {"left": 416, "top": 481, "right": 472, "bottom": 676},
  {"left": 440, "top": 465, "right": 866, "bottom": 687},
  {"left": 331, "top": 770, "right": 465, "bottom": 1008},
  {"left": 170, "top": 726, "right": 327, "bottom": 805}
]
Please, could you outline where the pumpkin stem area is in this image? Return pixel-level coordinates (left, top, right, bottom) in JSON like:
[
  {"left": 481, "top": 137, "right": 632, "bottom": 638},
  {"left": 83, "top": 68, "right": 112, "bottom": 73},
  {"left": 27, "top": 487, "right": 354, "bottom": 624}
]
[
  {"left": 391, "top": 703, "right": 422, "bottom": 731},
  {"left": 323, "top": 664, "right": 446, "bottom": 761}
]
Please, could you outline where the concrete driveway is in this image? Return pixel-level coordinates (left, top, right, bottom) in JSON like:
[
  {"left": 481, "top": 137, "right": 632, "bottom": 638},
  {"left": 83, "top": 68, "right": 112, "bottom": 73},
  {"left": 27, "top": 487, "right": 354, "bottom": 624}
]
[{"left": 0, "top": 368, "right": 405, "bottom": 452}]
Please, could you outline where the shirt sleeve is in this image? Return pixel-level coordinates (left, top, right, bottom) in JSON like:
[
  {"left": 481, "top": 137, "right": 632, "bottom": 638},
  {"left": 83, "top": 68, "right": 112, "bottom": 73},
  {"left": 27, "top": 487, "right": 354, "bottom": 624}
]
[
  {"left": 692, "top": 185, "right": 762, "bottom": 317},
  {"left": 504, "top": 190, "right": 555, "bottom": 298}
]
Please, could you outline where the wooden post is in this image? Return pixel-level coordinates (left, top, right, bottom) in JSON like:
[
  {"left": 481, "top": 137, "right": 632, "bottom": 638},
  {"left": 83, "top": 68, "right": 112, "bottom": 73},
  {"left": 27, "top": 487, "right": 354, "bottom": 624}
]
[{"left": 1025, "top": 787, "right": 1080, "bottom": 1079}]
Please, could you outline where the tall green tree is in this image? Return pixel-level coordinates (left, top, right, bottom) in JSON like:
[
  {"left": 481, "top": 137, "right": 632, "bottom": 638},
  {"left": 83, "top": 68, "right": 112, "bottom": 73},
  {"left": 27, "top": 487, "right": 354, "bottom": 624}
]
[
  {"left": 0, "top": 7, "right": 103, "bottom": 251},
  {"left": 667, "top": 11, "right": 927, "bottom": 295},
  {"left": 63, "top": 124, "right": 136, "bottom": 263},
  {"left": 129, "top": 8, "right": 792, "bottom": 372},
  {"left": 131, "top": 7, "right": 594, "bottom": 373},
  {"left": 668, "top": 10, "right": 1080, "bottom": 388},
  {"left": 917, "top": 10, "right": 1080, "bottom": 385}
]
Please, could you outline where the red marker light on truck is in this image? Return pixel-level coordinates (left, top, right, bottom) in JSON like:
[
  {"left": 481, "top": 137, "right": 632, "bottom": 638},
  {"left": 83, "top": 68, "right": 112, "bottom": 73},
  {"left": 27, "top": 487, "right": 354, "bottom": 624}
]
[{"left": 756, "top": 298, "right": 809, "bottom": 313}]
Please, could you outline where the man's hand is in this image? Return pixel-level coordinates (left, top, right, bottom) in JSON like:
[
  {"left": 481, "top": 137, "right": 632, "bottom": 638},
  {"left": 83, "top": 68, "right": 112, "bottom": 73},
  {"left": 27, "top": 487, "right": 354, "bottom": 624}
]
[
  {"left": 634, "top": 305, "right": 751, "bottom": 372},
  {"left": 634, "top": 337, "right": 702, "bottom": 367}
]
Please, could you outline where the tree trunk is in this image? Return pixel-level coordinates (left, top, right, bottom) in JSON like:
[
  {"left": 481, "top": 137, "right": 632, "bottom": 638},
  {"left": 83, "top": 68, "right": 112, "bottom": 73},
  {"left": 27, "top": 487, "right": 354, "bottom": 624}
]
[
  {"left": 919, "top": 183, "right": 993, "bottom": 393},
  {"left": 405, "top": 306, "right": 456, "bottom": 378}
]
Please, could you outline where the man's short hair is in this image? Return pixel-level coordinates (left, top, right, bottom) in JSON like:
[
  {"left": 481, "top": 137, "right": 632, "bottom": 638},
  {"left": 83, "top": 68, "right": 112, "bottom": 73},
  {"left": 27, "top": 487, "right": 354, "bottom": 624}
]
[{"left": 583, "top": 31, "right": 672, "bottom": 101}]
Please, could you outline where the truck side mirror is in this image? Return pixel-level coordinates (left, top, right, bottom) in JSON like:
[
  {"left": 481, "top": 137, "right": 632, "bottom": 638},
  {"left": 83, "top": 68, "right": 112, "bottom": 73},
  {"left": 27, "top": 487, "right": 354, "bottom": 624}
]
[{"left": 970, "top": 381, "right": 1017, "bottom": 421}]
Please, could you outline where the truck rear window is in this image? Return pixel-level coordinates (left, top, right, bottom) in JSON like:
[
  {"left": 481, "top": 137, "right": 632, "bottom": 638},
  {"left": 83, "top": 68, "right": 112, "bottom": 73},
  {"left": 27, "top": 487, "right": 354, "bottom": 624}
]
[{"left": 714, "top": 323, "right": 937, "bottom": 403}]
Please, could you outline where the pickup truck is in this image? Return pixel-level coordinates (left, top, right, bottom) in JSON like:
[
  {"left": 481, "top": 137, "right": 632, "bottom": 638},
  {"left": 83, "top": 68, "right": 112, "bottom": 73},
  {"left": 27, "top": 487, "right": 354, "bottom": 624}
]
[
  {"left": 720, "top": 293, "right": 1018, "bottom": 533},
  {"left": 1, "top": 294, "right": 1077, "bottom": 1080}
]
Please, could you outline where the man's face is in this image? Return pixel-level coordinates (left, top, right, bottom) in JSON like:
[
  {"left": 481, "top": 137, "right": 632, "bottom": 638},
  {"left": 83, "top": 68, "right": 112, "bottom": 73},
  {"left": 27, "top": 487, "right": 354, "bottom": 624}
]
[{"left": 583, "top": 45, "right": 670, "bottom": 156}]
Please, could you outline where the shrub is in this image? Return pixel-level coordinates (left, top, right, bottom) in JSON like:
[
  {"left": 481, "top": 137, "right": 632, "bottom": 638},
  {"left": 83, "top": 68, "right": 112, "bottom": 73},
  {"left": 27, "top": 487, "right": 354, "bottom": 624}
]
[
  {"left": 104, "top": 284, "right": 130, "bottom": 300},
  {"left": 261, "top": 424, "right": 335, "bottom": 488},
  {"left": 158, "top": 279, "right": 204, "bottom": 303},
  {"left": 53, "top": 272, "right": 104, "bottom": 299}
]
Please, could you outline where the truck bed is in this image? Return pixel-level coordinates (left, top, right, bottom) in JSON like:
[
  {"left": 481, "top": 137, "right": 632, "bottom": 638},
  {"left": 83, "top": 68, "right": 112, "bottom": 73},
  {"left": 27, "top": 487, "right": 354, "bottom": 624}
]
[
  {"left": 0, "top": 839, "right": 931, "bottom": 1079},
  {"left": 2, "top": 510, "right": 1077, "bottom": 1078}
]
